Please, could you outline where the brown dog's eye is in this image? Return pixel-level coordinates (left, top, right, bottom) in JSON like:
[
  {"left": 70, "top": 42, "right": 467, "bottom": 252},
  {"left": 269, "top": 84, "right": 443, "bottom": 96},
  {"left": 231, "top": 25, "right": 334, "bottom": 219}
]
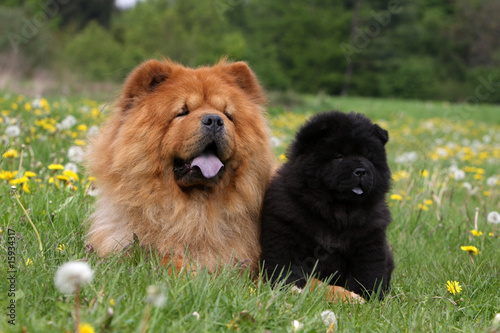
[
  {"left": 224, "top": 110, "right": 233, "bottom": 122},
  {"left": 176, "top": 105, "right": 189, "bottom": 117}
]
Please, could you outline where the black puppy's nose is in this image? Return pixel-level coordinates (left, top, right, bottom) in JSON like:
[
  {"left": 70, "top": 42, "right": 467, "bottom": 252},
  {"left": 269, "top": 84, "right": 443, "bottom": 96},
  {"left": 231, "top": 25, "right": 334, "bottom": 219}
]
[
  {"left": 201, "top": 114, "right": 224, "bottom": 132},
  {"left": 353, "top": 168, "right": 366, "bottom": 177}
]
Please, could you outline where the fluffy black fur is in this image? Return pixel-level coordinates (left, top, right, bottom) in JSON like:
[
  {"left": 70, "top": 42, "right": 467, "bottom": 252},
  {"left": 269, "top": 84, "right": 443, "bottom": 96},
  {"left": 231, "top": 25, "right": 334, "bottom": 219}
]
[{"left": 260, "top": 111, "right": 394, "bottom": 300}]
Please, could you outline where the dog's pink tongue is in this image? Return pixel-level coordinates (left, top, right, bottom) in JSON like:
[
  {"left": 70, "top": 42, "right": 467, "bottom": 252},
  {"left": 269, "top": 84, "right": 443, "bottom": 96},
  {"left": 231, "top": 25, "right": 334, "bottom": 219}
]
[{"left": 191, "top": 153, "right": 223, "bottom": 179}]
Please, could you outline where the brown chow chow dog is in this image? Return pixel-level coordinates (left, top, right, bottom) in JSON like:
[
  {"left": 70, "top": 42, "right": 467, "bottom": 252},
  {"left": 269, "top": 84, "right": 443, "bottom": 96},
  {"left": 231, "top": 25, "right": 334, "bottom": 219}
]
[{"left": 86, "top": 58, "right": 274, "bottom": 272}]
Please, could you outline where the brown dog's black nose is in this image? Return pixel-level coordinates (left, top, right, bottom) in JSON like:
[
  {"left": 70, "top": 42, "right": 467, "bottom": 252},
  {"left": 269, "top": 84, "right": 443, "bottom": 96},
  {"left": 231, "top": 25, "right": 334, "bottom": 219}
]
[
  {"left": 201, "top": 114, "right": 224, "bottom": 132},
  {"left": 353, "top": 168, "right": 366, "bottom": 177}
]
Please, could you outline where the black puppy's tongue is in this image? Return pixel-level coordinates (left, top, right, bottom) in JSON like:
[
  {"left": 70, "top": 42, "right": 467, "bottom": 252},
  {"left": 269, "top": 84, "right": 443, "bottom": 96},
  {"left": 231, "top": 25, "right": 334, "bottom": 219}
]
[
  {"left": 352, "top": 186, "right": 364, "bottom": 195},
  {"left": 191, "top": 153, "right": 224, "bottom": 179}
]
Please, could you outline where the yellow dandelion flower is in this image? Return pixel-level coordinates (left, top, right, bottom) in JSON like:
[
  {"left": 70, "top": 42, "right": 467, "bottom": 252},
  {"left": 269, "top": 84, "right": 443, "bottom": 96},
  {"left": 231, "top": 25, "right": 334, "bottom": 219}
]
[
  {"left": 77, "top": 124, "right": 88, "bottom": 131},
  {"left": 110, "top": 299, "right": 115, "bottom": 306},
  {"left": 63, "top": 170, "right": 79, "bottom": 181},
  {"left": 279, "top": 154, "right": 287, "bottom": 163},
  {"left": 424, "top": 199, "right": 433, "bottom": 205},
  {"left": 57, "top": 244, "right": 66, "bottom": 252},
  {"left": 0, "top": 170, "right": 18, "bottom": 180},
  {"left": 392, "top": 170, "right": 410, "bottom": 182},
  {"left": 40, "top": 98, "right": 50, "bottom": 111},
  {"left": 24, "top": 102, "right": 32, "bottom": 111},
  {"left": 464, "top": 166, "right": 476, "bottom": 173},
  {"left": 49, "top": 177, "right": 60, "bottom": 189},
  {"left": 483, "top": 191, "right": 491, "bottom": 197},
  {"left": 10, "top": 176, "right": 29, "bottom": 185},
  {"left": 461, "top": 245, "right": 479, "bottom": 255},
  {"left": 48, "top": 164, "right": 65, "bottom": 170},
  {"left": 417, "top": 203, "right": 429, "bottom": 211},
  {"left": 56, "top": 175, "right": 70, "bottom": 182},
  {"left": 478, "top": 151, "right": 490, "bottom": 160},
  {"left": 2, "top": 149, "right": 19, "bottom": 158},
  {"left": 87, "top": 176, "right": 96, "bottom": 182},
  {"left": 475, "top": 168, "right": 485, "bottom": 175},
  {"left": 24, "top": 171, "right": 37, "bottom": 178},
  {"left": 489, "top": 232, "right": 495, "bottom": 237},
  {"left": 79, "top": 323, "right": 96, "bottom": 333},
  {"left": 26, "top": 258, "right": 33, "bottom": 266},
  {"left": 74, "top": 139, "right": 86, "bottom": 146},
  {"left": 22, "top": 182, "right": 30, "bottom": 194},
  {"left": 420, "top": 169, "right": 429, "bottom": 177},
  {"left": 390, "top": 194, "right": 403, "bottom": 201},
  {"left": 470, "top": 230, "right": 483, "bottom": 237},
  {"left": 0, "top": 229, "right": 2, "bottom": 235},
  {"left": 91, "top": 107, "right": 100, "bottom": 118},
  {"left": 446, "top": 280, "right": 462, "bottom": 295},
  {"left": 11, "top": 103, "right": 18, "bottom": 110}
]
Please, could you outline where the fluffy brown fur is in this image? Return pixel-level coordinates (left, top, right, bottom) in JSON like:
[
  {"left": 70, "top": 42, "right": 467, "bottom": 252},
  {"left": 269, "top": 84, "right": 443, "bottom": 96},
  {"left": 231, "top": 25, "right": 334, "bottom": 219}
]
[{"left": 86, "top": 58, "right": 274, "bottom": 272}]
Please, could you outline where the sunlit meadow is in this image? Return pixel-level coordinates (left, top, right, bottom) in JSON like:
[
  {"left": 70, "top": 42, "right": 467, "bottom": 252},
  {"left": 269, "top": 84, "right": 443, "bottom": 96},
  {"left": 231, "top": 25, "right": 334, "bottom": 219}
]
[{"left": 1, "top": 93, "right": 499, "bottom": 332}]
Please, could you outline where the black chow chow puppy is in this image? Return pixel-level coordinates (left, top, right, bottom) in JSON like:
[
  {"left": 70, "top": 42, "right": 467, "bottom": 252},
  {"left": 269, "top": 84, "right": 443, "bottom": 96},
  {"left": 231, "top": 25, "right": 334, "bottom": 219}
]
[{"left": 260, "top": 111, "right": 394, "bottom": 302}]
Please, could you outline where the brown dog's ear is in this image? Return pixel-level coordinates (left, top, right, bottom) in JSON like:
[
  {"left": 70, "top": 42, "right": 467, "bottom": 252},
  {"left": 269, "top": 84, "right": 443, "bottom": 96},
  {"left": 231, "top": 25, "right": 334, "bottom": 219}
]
[
  {"left": 222, "top": 61, "right": 266, "bottom": 105},
  {"left": 119, "top": 59, "right": 171, "bottom": 110}
]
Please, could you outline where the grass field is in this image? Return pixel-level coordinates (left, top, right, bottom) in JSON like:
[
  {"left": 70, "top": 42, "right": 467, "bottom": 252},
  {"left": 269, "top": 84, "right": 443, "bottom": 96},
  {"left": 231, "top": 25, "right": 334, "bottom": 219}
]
[{"left": 1, "top": 93, "right": 500, "bottom": 333}]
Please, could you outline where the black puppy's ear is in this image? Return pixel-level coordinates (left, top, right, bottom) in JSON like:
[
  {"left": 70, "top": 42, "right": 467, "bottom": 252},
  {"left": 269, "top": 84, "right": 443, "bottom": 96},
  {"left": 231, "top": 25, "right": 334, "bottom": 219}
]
[
  {"left": 373, "top": 124, "right": 389, "bottom": 145},
  {"left": 287, "top": 115, "right": 330, "bottom": 160}
]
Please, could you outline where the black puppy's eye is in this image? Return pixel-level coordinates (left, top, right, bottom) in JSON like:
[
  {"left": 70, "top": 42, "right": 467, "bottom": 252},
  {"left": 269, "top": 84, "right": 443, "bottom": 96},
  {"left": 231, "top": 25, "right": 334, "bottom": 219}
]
[
  {"left": 224, "top": 110, "right": 233, "bottom": 122},
  {"left": 334, "top": 153, "right": 344, "bottom": 159},
  {"left": 176, "top": 105, "right": 189, "bottom": 117}
]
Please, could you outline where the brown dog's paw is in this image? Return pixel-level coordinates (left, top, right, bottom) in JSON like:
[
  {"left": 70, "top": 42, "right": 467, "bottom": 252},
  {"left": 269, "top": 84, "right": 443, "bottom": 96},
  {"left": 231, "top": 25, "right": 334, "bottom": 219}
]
[{"left": 309, "top": 278, "right": 365, "bottom": 304}]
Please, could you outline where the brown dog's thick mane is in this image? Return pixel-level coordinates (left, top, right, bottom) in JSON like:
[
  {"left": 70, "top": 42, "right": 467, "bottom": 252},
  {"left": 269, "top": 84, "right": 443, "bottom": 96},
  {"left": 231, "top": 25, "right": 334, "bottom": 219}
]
[{"left": 86, "top": 58, "right": 274, "bottom": 271}]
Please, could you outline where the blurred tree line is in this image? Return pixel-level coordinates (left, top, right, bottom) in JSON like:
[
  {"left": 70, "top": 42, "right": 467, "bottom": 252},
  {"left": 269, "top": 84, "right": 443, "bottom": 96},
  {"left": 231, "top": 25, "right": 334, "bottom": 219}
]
[{"left": 1, "top": 0, "right": 500, "bottom": 102}]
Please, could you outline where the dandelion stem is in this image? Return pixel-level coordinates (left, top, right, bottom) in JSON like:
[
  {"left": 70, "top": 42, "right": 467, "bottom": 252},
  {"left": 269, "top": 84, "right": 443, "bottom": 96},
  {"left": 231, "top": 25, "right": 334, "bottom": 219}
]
[
  {"left": 12, "top": 189, "right": 44, "bottom": 258},
  {"left": 75, "top": 285, "right": 80, "bottom": 333},
  {"left": 16, "top": 144, "right": 25, "bottom": 176},
  {"left": 474, "top": 207, "right": 479, "bottom": 231},
  {"left": 139, "top": 305, "right": 152, "bottom": 333}
]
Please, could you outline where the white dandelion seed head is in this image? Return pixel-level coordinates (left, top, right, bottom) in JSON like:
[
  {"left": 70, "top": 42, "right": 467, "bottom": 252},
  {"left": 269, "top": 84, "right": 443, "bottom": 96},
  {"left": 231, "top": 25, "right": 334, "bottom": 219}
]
[
  {"left": 394, "top": 151, "right": 418, "bottom": 164},
  {"left": 452, "top": 169, "right": 465, "bottom": 180},
  {"left": 487, "top": 176, "right": 498, "bottom": 187},
  {"left": 291, "top": 320, "right": 303, "bottom": 331},
  {"left": 32, "top": 97, "right": 42, "bottom": 109},
  {"left": 436, "top": 147, "right": 448, "bottom": 157},
  {"left": 146, "top": 285, "right": 166, "bottom": 308},
  {"left": 64, "top": 162, "right": 79, "bottom": 174},
  {"left": 462, "top": 182, "right": 472, "bottom": 190},
  {"left": 487, "top": 211, "right": 500, "bottom": 224},
  {"left": 67, "top": 146, "right": 84, "bottom": 163},
  {"left": 270, "top": 136, "right": 282, "bottom": 148},
  {"left": 87, "top": 125, "right": 99, "bottom": 138},
  {"left": 493, "top": 313, "right": 500, "bottom": 326},
  {"left": 192, "top": 311, "right": 200, "bottom": 320},
  {"left": 320, "top": 310, "right": 338, "bottom": 328},
  {"left": 6, "top": 125, "right": 21, "bottom": 137},
  {"left": 54, "top": 261, "right": 93, "bottom": 294},
  {"left": 290, "top": 286, "right": 303, "bottom": 294},
  {"left": 57, "top": 115, "right": 77, "bottom": 130}
]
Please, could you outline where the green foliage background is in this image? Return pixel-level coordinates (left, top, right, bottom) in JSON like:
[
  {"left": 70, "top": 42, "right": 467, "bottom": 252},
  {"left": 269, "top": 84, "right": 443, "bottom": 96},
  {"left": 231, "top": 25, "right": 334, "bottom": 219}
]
[{"left": 1, "top": 0, "right": 500, "bottom": 102}]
